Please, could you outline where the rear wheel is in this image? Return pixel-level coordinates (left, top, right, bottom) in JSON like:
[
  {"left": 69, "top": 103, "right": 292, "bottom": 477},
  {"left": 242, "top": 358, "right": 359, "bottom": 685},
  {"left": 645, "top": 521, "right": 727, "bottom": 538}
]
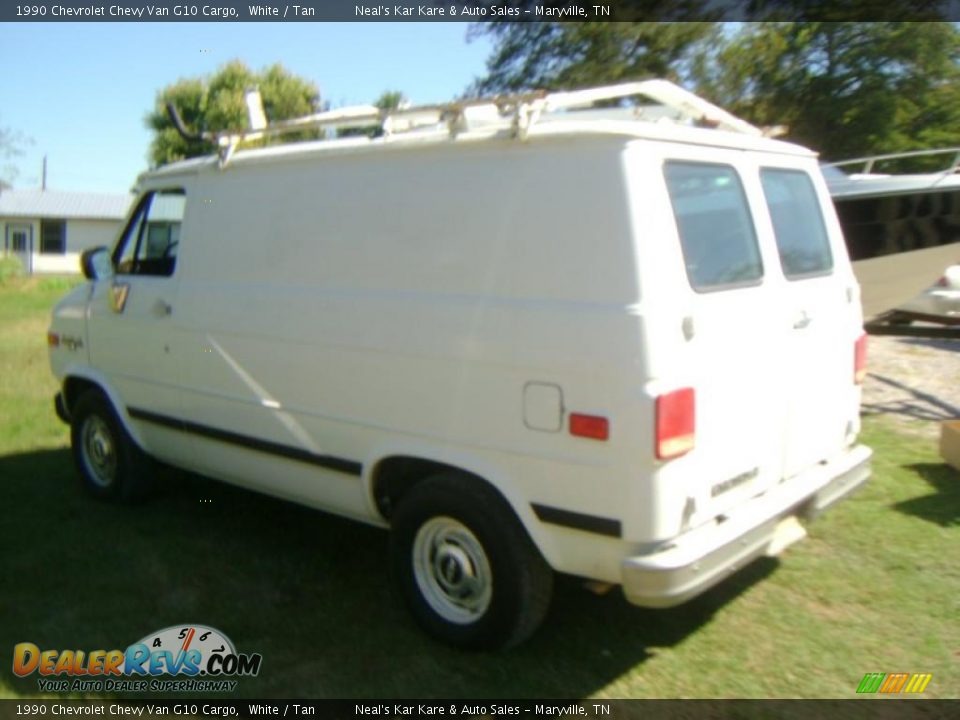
[
  {"left": 70, "top": 389, "right": 154, "bottom": 502},
  {"left": 390, "top": 473, "right": 553, "bottom": 649}
]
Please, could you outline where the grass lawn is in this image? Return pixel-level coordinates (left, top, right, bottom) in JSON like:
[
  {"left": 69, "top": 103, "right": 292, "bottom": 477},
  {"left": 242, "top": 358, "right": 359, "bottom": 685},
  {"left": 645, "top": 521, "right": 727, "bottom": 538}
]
[{"left": 0, "top": 275, "right": 957, "bottom": 699}]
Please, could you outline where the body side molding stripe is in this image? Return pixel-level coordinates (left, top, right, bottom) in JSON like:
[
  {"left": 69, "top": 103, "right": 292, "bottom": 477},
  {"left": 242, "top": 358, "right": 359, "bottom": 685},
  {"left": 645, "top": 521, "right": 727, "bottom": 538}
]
[
  {"left": 531, "top": 503, "right": 622, "bottom": 538},
  {"left": 126, "top": 406, "right": 363, "bottom": 477}
]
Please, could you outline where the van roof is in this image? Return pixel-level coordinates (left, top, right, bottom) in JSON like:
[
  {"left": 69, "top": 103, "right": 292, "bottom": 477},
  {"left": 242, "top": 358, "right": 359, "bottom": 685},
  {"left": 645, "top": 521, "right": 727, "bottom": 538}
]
[
  {"left": 144, "top": 121, "right": 814, "bottom": 187},
  {"left": 144, "top": 80, "right": 814, "bottom": 184}
]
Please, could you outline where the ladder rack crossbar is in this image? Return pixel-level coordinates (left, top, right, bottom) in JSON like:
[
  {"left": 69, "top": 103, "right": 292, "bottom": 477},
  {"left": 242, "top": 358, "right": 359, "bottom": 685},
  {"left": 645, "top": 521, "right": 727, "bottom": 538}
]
[{"left": 168, "top": 80, "right": 766, "bottom": 167}]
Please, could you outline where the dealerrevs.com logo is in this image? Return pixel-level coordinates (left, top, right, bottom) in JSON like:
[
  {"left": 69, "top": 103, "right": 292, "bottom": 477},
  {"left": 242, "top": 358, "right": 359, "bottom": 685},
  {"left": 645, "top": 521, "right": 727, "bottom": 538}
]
[{"left": 13, "top": 624, "right": 262, "bottom": 693}]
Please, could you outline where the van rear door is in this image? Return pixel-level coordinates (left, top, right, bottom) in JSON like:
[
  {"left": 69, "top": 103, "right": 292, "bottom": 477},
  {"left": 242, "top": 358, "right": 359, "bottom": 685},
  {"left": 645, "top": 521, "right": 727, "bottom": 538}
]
[
  {"left": 758, "top": 165, "right": 861, "bottom": 479},
  {"left": 655, "top": 150, "right": 788, "bottom": 525}
]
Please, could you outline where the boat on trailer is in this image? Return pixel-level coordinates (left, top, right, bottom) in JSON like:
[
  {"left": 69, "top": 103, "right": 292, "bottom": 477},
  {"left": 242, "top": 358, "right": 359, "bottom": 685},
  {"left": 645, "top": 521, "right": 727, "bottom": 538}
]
[{"left": 822, "top": 148, "right": 960, "bottom": 320}]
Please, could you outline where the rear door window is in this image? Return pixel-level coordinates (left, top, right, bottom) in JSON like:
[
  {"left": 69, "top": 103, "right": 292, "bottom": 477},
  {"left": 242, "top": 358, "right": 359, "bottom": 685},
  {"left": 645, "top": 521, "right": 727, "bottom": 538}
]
[
  {"left": 664, "top": 162, "right": 763, "bottom": 292},
  {"left": 760, "top": 168, "right": 833, "bottom": 278}
]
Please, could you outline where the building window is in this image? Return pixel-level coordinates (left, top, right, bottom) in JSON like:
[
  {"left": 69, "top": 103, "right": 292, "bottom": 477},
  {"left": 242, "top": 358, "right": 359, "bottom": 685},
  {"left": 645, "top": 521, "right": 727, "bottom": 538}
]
[{"left": 40, "top": 220, "right": 66, "bottom": 255}]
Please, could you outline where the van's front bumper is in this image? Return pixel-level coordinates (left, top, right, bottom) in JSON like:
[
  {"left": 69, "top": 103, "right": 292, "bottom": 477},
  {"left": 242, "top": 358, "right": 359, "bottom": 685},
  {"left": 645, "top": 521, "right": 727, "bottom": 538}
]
[{"left": 621, "top": 444, "right": 872, "bottom": 608}]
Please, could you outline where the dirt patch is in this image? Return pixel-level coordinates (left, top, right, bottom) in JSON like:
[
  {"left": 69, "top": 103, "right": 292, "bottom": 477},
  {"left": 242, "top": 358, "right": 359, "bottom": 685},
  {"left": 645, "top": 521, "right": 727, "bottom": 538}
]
[{"left": 861, "top": 334, "right": 960, "bottom": 439}]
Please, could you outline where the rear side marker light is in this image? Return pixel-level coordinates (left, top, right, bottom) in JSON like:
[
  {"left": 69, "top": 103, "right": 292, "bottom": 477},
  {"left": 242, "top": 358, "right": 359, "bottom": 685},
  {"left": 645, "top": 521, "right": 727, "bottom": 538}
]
[
  {"left": 656, "top": 388, "right": 695, "bottom": 460},
  {"left": 854, "top": 333, "right": 868, "bottom": 384},
  {"left": 47, "top": 332, "right": 60, "bottom": 348},
  {"left": 569, "top": 413, "right": 609, "bottom": 441}
]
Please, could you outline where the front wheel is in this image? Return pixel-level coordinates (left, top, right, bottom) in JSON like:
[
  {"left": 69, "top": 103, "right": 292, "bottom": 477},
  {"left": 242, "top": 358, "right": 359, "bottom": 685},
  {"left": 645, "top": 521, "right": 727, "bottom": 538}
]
[
  {"left": 390, "top": 474, "right": 553, "bottom": 650},
  {"left": 70, "top": 389, "right": 154, "bottom": 502}
]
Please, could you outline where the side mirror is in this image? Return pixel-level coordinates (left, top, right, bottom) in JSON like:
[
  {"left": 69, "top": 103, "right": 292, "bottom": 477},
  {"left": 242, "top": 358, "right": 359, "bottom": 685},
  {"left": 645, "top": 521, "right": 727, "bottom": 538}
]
[{"left": 80, "top": 246, "right": 113, "bottom": 281}]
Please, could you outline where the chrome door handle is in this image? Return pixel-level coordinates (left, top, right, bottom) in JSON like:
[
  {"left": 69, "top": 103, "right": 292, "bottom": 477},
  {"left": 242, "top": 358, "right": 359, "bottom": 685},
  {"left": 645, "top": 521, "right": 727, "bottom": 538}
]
[{"left": 793, "top": 311, "right": 811, "bottom": 329}]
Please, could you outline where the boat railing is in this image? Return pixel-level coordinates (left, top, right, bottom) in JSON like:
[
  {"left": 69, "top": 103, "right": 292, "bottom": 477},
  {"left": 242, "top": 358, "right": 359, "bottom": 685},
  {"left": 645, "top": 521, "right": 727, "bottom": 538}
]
[{"left": 824, "top": 147, "right": 960, "bottom": 175}]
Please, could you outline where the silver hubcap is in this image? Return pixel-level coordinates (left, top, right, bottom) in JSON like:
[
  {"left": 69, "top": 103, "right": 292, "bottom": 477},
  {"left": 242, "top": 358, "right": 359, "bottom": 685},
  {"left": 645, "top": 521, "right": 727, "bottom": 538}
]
[
  {"left": 413, "top": 517, "right": 492, "bottom": 624},
  {"left": 80, "top": 415, "right": 117, "bottom": 488}
]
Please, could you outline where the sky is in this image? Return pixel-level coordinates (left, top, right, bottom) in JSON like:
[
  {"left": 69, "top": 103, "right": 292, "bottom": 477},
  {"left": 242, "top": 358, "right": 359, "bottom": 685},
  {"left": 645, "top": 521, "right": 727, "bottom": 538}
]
[{"left": 1, "top": 23, "right": 493, "bottom": 194}]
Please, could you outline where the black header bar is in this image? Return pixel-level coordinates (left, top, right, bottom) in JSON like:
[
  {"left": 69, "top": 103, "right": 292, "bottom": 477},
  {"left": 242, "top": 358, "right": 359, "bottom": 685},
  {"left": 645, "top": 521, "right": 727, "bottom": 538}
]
[{"left": 4, "top": 0, "right": 960, "bottom": 22}]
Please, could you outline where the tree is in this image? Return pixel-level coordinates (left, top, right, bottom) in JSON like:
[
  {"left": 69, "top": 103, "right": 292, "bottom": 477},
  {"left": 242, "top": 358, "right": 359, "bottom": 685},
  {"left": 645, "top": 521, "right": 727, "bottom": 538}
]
[
  {"left": 693, "top": 22, "right": 960, "bottom": 161},
  {"left": 373, "top": 90, "right": 405, "bottom": 112},
  {"left": 467, "top": 20, "right": 720, "bottom": 95},
  {"left": 468, "top": 15, "right": 960, "bottom": 162},
  {"left": 0, "top": 120, "right": 32, "bottom": 188},
  {"left": 336, "top": 90, "right": 407, "bottom": 138},
  {"left": 146, "top": 61, "right": 320, "bottom": 167}
]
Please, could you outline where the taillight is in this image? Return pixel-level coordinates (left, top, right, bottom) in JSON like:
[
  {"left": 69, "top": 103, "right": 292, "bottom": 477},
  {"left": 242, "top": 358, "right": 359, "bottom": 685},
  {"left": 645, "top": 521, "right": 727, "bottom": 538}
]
[
  {"left": 656, "top": 388, "right": 695, "bottom": 460},
  {"left": 935, "top": 276, "right": 948, "bottom": 288},
  {"left": 569, "top": 413, "right": 609, "bottom": 441},
  {"left": 854, "top": 333, "right": 868, "bottom": 384},
  {"left": 47, "top": 332, "right": 60, "bottom": 348}
]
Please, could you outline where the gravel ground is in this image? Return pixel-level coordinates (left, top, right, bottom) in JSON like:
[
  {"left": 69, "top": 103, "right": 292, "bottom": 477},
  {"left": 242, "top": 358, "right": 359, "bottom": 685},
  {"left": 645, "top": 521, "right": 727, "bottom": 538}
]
[{"left": 861, "top": 332, "right": 960, "bottom": 440}]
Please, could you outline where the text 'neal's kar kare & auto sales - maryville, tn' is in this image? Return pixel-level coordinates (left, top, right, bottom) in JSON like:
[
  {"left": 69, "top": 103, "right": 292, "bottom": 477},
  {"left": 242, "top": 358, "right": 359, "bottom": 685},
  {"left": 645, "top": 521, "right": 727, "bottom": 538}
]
[{"left": 16, "top": 2, "right": 610, "bottom": 18}]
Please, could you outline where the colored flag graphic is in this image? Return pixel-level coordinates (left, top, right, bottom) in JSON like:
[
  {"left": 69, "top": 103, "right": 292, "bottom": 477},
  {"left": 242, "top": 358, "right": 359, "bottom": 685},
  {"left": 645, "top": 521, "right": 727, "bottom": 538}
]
[{"left": 856, "top": 672, "right": 932, "bottom": 694}]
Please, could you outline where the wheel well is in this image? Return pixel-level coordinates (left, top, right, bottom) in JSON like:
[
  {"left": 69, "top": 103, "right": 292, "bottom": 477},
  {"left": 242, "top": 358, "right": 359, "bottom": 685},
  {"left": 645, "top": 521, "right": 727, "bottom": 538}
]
[
  {"left": 372, "top": 456, "right": 494, "bottom": 521},
  {"left": 62, "top": 377, "right": 102, "bottom": 415}
]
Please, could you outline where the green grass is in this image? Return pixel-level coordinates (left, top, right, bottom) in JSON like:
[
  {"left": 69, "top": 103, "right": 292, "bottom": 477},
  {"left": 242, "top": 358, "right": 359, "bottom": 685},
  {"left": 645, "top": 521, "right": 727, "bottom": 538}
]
[
  {"left": 0, "top": 256, "right": 25, "bottom": 283},
  {"left": 0, "top": 276, "right": 957, "bottom": 699}
]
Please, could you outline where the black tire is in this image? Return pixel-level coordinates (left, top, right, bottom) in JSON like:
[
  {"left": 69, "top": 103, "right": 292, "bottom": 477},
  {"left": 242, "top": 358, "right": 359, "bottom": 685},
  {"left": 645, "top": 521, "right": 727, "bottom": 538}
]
[
  {"left": 70, "top": 389, "right": 154, "bottom": 503},
  {"left": 390, "top": 473, "right": 553, "bottom": 650}
]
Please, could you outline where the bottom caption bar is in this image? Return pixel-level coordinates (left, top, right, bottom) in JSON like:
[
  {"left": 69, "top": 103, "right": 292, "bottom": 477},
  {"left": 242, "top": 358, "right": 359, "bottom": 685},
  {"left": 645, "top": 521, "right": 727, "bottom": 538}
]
[{"left": 0, "top": 701, "right": 957, "bottom": 720}]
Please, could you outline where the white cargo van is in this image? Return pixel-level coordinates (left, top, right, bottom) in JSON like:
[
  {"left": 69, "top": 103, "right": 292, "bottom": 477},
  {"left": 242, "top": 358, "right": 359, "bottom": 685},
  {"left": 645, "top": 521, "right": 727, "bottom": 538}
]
[{"left": 48, "top": 81, "right": 871, "bottom": 649}]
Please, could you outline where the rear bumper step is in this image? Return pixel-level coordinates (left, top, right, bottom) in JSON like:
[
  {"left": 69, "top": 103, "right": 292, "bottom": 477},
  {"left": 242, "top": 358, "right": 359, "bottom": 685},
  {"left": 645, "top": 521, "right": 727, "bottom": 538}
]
[{"left": 621, "top": 444, "right": 872, "bottom": 608}]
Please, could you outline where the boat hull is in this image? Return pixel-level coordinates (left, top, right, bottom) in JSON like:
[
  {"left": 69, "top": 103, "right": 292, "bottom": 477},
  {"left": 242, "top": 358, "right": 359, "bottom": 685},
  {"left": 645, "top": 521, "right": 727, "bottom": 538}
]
[
  {"left": 831, "top": 187, "right": 960, "bottom": 318},
  {"left": 852, "top": 242, "right": 960, "bottom": 318}
]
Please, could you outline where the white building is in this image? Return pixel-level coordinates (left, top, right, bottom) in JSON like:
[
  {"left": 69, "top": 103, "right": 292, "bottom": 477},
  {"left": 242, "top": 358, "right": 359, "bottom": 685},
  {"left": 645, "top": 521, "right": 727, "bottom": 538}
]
[{"left": 0, "top": 189, "right": 133, "bottom": 274}]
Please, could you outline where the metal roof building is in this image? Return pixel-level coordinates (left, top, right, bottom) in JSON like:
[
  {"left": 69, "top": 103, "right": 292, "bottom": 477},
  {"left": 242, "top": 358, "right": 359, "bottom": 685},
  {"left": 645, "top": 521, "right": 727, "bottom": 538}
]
[
  {"left": 0, "top": 189, "right": 133, "bottom": 220},
  {"left": 1, "top": 189, "right": 133, "bottom": 274}
]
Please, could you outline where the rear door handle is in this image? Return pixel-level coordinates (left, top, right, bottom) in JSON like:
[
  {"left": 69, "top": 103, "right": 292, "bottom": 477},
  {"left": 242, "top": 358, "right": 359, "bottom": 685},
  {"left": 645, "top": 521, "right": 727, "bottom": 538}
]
[
  {"left": 793, "top": 310, "right": 811, "bottom": 329},
  {"left": 153, "top": 299, "right": 173, "bottom": 317}
]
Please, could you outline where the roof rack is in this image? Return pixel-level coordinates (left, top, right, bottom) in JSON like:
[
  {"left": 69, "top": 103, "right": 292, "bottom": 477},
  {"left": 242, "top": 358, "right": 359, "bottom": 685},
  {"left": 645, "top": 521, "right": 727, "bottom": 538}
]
[
  {"left": 823, "top": 147, "right": 960, "bottom": 174},
  {"left": 166, "top": 80, "right": 766, "bottom": 168}
]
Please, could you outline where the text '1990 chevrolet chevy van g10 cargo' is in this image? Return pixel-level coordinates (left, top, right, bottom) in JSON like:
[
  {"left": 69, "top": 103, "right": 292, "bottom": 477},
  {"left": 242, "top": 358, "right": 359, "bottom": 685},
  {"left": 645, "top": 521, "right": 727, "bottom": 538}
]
[{"left": 48, "top": 81, "right": 871, "bottom": 649}]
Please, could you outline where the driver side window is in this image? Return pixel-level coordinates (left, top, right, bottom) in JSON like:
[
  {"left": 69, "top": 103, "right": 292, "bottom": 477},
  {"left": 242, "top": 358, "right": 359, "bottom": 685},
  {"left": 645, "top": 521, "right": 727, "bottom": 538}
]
[{"left": 114, "top": 189, "right": 185, "bottom": 277}]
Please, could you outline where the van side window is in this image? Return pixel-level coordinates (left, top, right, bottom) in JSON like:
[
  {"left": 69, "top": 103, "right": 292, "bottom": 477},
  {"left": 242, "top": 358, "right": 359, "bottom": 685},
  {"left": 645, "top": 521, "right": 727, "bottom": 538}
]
[
  {"left": 113, "top": 189, "right": 185, "bottom": 277},
  {"left": 760, "top": 169, "right": 834, "bottom": 278},
  {"left": 664, "top": 162, "right": 763, "bottom": 292}
]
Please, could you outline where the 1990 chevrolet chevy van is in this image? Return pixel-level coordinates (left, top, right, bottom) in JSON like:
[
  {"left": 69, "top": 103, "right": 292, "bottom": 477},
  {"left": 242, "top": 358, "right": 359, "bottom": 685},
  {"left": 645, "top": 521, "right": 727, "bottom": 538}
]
[{"left": 48, "top": 81, "right": 871, "bottom": 648}]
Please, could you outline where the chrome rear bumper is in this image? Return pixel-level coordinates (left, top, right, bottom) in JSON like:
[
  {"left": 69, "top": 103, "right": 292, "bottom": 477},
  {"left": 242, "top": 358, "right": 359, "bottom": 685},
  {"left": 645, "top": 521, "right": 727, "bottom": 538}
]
[{"left": 621, "top": 444, "right": 872, "bottom": 608}]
